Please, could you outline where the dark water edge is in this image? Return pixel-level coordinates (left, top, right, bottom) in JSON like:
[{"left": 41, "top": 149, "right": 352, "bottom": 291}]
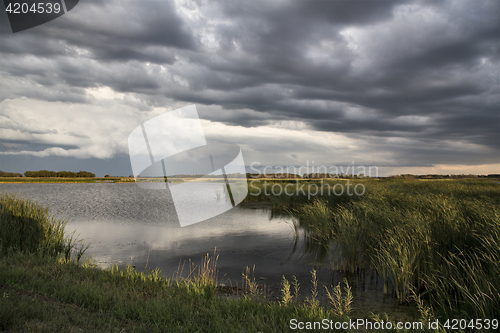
[{"left": 0, "top": 183, "right": 416, "bottom": 320}]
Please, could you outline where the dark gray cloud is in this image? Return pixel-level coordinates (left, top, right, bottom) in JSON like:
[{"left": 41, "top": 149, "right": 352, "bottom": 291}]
[
  {"left": 1, "top": 0, "right": 195, "bottom": 60},
  {"left": 0, "top": 0, "right": 498, "bottom": 174}
]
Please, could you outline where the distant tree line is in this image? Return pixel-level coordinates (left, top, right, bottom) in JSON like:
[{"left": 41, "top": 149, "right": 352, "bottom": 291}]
[
  {"left": 0, "top": 170, "right": 23, "bottom": 177},
  {"left": 24, "top": 170, "right": 96, "bottom": 178}
]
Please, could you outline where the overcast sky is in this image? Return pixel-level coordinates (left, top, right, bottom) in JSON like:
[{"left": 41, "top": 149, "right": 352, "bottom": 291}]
[{"left": 0, "top": 0, "right": 498, "bottom": 177}]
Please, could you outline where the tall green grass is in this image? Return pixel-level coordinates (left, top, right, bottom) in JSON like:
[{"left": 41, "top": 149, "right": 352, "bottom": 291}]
[
  {"left": 245, "top": 179, "right": 361, "bottom": 210},
  {"left": 0, "top": 192, "right": 85, "bottom": 259},
  {"left": 0, "top": 193, "right": 349, "bottom": 332},
  {"left": 0, "top": 190, "right": 445, "bottom": 331},
  {"left": 0, "top": 251, "right": 362, "bottom": 332},
  {"left": 265, "top": 179, "right": 500, "bottom": 320}
]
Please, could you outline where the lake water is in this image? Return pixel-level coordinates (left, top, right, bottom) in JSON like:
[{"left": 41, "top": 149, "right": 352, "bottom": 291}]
[{"left": 0, "top": 183, "right": 415, "bottom": 319}]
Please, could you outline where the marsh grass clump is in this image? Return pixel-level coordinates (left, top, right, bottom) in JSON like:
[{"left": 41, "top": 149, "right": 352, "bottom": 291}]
[
  {"left": 292, "top": 275, "right": 300, "bottom": 299},
  {"left": 191, "top": 251, "right": 219, "bottom": 288},
  {"left": 307, "top": 269, "right": 320, "bottom": 309},
  {"left": 245, "top": 179, "right": 362, "bottom": 212},
  {"left": 423, "top": 216, "right": 500, "bottom": 319},
  {"left": 324, "top": 278, "right": 353, "bottom": 318},
  {"left": 0, "top": 192, "right": 83, "bottom": 259},
  {"left": 242, "top": 265, "right": 259, "bottom": 296},
  {"left": 295, "top": 198, "right": 334, "bottom": 238},
  {"left": 1, "top": 252, "right": 358, "bottom": 332},
  {"left": 271, "top": 179, "right": 500, "bottom": 319},
  {"left": 280, "top": 275, "right": 293, "bottom": 306}
]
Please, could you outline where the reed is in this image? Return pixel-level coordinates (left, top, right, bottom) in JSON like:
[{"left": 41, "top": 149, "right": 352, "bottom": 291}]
[
  {"left": 292, "top": 275, "right": 300, "bottom": 300},
  {"left": 307, "top": 269, "right": 320, "bottom": 309},
  {"left": 263, "top": 179, "right": 500, "bottom": 319},
  {"left": 1, "top": 187, "right": 446, "bottom": 331},
  {"left": 295, "top": 198, "right": 335, "bottom": 238},
  {"left": 324, "top": 278, "right": 353, "bottom": 318},
  {"left": 242, "top": 265, "right": 259, "bottom": 296},
  {"left": 280, "top": 275, "right": 292, "bottom": 306},
  {"left": 0, "top": 192, "right": 85, "bottom": 259}
]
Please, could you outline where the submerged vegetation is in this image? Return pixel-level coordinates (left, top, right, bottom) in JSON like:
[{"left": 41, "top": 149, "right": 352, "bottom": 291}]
[{"left": 246, "top": 178, "right": 500, "bottom": 321}]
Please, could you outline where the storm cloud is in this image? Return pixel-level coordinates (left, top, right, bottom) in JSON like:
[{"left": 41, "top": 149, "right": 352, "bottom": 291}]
[{"left": 0, "top": 0, "right": 498, "bottom": 175}]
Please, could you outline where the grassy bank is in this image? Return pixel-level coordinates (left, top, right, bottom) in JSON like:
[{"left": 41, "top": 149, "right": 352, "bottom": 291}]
[
  {"left": 1, "top": 192, "right": 439, "bottom": 332},
  {"left": 247, "top": 178, "right": 500, "bottom": 321},
  {"left": 1, "top": 252, "right": 355, "bottom": 332},
  {"left": 0, "top": 193, "right": 87, "bottom": 258},
  {"left": 3, "top": 180, "right": 495, "bottom": 331}
]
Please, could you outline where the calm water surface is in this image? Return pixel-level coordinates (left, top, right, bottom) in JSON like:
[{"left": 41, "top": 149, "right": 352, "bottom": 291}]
[{"left": 1, "top": 183, "right": 415, "bottom": 319}]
